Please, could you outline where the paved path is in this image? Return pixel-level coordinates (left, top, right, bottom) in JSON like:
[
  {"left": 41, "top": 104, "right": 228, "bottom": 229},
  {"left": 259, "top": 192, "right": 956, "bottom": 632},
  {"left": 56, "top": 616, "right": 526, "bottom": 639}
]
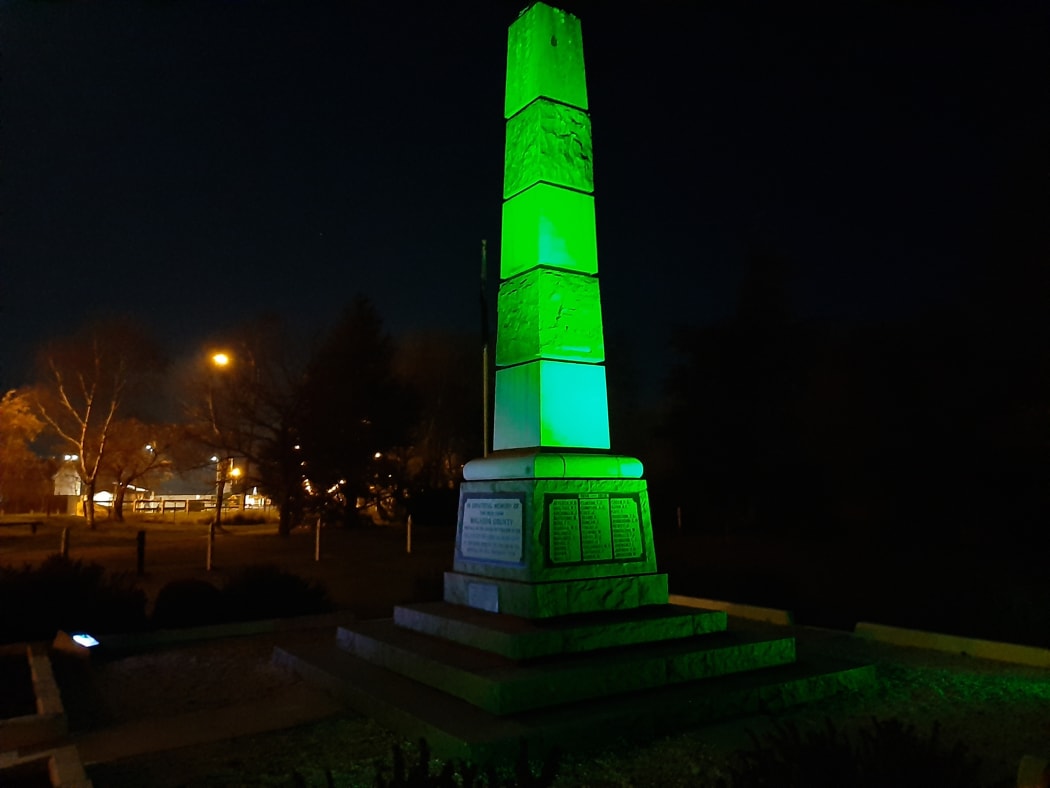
[{"left": 74, "top": 684, "right": 345, "bottom": 765}]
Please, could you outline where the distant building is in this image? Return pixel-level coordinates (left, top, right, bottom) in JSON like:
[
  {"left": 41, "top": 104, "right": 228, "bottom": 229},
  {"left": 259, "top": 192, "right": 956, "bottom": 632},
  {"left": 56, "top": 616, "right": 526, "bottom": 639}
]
[{"left": 52, "top": 464, "right": 82, "bottom": 496}]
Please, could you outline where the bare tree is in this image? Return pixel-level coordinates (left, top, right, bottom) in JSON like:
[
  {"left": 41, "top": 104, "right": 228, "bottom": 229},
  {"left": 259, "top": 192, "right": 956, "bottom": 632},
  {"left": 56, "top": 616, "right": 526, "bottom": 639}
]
[
  {"left": 103, "top": 419, "right": 176, "bottom": 521},
  {"left": 30, "top": 319, "right": 162, "bottom": 528}
]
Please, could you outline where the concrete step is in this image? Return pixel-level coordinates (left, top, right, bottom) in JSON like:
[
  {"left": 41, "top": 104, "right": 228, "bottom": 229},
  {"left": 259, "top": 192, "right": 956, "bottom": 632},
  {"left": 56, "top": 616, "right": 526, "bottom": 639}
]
[
  {"left": 392, "top": 601, "right": 727, "bottom": 659},
  {"left": 334, "top": 619, "right": 796, "bottom": 715},
  {"left": 273, "top": 640, "right": 875, "bottom": 763}
]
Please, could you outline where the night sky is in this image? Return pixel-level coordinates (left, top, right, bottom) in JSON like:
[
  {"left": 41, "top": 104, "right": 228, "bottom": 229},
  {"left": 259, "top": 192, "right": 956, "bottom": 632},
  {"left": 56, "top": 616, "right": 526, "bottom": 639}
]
[{"left": 2, "top": 0, "right": 1046, "bottom": 400}]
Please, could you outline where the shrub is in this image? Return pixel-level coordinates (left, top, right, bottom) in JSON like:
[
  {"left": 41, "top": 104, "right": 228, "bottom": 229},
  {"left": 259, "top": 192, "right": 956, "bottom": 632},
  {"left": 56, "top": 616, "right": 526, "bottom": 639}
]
[
  {"left": 224, "top": 513, "right": 269, "bottom": 526},
  {"left": 373, "top": 738, "right": 560, "bottom": 788},
  {"left": 0, "top": 555, "right": 147, "bottom": 644},
  {"left": 151, "top": 579, "right": 227, "bottom": 629},
  {"left": 222, "top": 564, "right": 332, "bottom": 622},
  {"left": 722, "top": 717, "right": 1005, "bottom": 788},
  {"left": 149, "top": 566, "right": 333, "bottom": 629}
]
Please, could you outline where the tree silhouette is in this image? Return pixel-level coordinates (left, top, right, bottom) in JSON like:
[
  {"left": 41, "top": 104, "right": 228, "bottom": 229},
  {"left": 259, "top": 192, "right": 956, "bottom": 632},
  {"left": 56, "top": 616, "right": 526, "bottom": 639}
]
[
  {"left": 30, "top": 319, "right": 163, "bottom": 528},
  {"left": 0, "top": 389, "right": 49, "bottom": 513},
  {"left": 298, "top": 295, "right": 415, "bottom": 525}
]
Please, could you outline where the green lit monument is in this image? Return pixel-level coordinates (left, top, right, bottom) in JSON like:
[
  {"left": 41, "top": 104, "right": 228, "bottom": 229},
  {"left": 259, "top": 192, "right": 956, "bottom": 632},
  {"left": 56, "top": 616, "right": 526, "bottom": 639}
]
[
  {"left": 445, "top": 2, "right": 666, "bottom": 618},
  {"left": 274, "top": 5, "right": 873, "bottom": 761}
]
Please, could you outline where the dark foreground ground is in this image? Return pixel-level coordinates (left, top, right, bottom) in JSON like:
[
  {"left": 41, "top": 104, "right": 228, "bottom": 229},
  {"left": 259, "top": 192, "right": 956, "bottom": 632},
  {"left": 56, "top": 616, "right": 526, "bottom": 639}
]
[{"left": 3, "top": 515, "right": 1049, "bottom": 786}]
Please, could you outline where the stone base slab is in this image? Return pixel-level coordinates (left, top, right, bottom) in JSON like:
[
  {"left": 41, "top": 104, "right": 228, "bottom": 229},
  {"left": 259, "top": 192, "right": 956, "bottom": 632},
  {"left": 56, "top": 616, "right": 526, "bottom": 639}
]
[
  {"left": 393, "top": 601, "right": 727, "bottom": 660},
  {"left": 463, "top": 451, "right": 643, "bottom": 480},
  {"left": 274, "top": 640, "right": 875, "bottom": 763},
  {"left": 335, "top": 619, "right": 796, "bottom": 715},
  {"left": 444, "top": 570, "right": 668, "bottom": 618}
]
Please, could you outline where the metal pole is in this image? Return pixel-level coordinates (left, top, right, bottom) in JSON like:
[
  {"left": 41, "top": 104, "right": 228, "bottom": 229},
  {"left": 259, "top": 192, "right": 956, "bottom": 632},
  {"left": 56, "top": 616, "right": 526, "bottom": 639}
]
[
  {"left": 60, "top": 527, "right": 69, "bottom": 558},
  {"left": 481, "top": 239, "right": 490, "bottom": 458},
  {"left": 314, "top": 517, "right": 321, "bottom": 561},
  {"left": 406, "top": 514, "right": 412, "bottom": 554}
]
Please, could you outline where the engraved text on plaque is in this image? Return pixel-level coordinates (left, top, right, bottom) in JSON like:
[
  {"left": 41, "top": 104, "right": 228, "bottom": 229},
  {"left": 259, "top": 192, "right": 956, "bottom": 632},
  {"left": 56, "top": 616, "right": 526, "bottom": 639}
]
[{"left": 460, "top": 497, "right": 524, "bottom": 563}]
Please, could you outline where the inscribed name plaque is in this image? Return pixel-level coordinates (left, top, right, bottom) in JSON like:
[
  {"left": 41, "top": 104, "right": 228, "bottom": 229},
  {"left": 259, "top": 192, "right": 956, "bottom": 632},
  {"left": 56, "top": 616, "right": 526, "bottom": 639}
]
[
  {"left": 460, "top": 496, "right": 525, "bottom": 564},
  {"left": 580, "top": 495, "right": 612, "bottom": 560},
  {"left": 610, "top": 496, "right": 642, "bottom": 559},
  {"left": 546, "top": 492, "right": 643, "bottom": 565},
  {"left": 549, "top": 498, "right": 581, "bottom": 563}
]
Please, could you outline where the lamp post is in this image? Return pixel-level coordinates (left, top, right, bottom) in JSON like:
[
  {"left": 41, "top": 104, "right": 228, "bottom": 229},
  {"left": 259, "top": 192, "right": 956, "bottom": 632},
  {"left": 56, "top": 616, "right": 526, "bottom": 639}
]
[{"left": 207, "top": 351, "right": 231, "bottom": 529}]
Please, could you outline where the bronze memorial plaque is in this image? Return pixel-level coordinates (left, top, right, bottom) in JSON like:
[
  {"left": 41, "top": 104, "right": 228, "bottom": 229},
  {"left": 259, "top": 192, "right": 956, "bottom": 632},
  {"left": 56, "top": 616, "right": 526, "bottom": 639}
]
[{"left": 546, "top": 492, "right": 643, "bottom": 565}]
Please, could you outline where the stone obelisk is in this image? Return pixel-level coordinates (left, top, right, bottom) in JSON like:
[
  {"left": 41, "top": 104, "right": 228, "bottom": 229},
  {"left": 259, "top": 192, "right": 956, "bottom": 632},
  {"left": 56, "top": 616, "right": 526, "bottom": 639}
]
[{"left": 445, "top": 2, "right": 667, "bottom": 618}]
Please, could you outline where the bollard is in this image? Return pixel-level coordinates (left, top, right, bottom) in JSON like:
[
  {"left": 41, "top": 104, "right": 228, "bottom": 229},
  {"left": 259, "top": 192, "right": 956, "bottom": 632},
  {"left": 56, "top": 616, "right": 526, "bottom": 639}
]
[
  {"left": 206, "top": 521, "right": 215, "bottom": 571},
  {"left": 676, "top": 506, "right": 682, "bottom": 531},
  {"left": 136, "top": 530, "right": 146, "bottom": 575},
  {"left": 406, "top": 514, "right": 412, "bottom": 554},
  {"left": 314, "top": 517, "right": 321, "bottom": 562},
  {"left": 60, "top": 527, "right": 70, "bottom": 558}
]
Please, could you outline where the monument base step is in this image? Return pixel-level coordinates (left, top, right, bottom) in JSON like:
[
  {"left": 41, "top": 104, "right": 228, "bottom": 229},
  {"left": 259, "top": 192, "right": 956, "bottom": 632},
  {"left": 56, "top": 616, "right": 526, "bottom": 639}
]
[
  {"left": 392, "top": 601, "right": 727, "bottom": 659},
  {"left": 273, "top": 639, "right": 875, "bottom": 763},
  {"left": 335, "top": 619, "right": 796, "bottom": 715}
]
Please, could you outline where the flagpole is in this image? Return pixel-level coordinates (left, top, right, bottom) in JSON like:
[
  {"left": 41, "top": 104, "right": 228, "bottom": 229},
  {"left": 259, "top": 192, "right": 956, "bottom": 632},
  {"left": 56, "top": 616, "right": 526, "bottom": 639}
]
[{"left": 481, "top": 239, "right": 490, "bottom": 458}]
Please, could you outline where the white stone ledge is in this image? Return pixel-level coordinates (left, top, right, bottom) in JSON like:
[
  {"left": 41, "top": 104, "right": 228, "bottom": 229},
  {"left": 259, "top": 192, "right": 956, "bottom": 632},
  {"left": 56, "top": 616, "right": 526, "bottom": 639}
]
[
  {"left": 668, "top": 594, "right": 794, "bottom": 626},
  {"left": 854, "top": 622, "right": 1050, "bottom": 668}
]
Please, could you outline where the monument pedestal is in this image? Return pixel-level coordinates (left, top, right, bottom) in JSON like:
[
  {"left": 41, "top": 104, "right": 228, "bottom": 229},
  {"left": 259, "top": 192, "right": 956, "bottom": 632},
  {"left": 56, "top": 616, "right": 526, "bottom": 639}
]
[
  {"left": 273, "top": 454, "right": 873, "bottom": 759},
  {"left": 448, "top": 455, "right": 665, "bottom": 618}
]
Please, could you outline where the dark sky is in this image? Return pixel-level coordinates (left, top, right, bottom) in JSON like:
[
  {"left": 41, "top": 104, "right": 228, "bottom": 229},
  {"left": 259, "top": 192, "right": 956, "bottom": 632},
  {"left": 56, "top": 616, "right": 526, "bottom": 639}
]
[{"left": 2, "top": 0, "right": 1046, "bottom": 399}]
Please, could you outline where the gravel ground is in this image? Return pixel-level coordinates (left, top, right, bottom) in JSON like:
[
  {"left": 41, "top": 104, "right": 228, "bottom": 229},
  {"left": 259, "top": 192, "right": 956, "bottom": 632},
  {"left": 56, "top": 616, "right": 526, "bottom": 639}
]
[{"left": 49, "top": 618, "right": 1050, "bottom": 788}]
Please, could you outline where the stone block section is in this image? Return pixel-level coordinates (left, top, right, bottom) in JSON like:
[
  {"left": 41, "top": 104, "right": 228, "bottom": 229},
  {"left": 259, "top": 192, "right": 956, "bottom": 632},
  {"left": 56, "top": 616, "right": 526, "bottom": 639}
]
[
  {"left": 393, "top": 601, "right": 727, "bottom": 660},
  {"left": 496, "top": 267, "right": 605, "bottom": 366},
  {"left": 504, "top": 99, "right": 593, "bottom": 199},
  {"left": 500, "top": 184, "right": 598, "bottom": 279},
  {"left": 505, "top": 3, "right": 588, "bottom": 119},
  {"left": 493, "top": 362, "right": 610, "bottom": 451},
  {"left": 336, "top": 620, "right": 797, "bottom": 716}
]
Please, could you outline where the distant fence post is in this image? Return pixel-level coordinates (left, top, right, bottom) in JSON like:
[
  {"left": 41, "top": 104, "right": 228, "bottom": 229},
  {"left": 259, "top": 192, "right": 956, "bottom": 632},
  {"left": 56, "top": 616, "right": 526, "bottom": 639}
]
[
  {"left": 60, "top": 527, "right": 70, "bottom": 558},
  {"left": 406, "top": 515, "right": 412, "bottom": 554},
  {"left": 206, "top": 522, "right": 215, "bottom": 571},
  {"left": 314, "top": 517, "right": 321, "bottom": 562},
  {"left": 136, "top": 530, "right": 146, "bottom": 575}
]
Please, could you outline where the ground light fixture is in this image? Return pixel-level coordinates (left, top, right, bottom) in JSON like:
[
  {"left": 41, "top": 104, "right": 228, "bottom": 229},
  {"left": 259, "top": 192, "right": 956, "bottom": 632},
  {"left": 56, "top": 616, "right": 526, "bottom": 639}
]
[{"left": 52, "top": 630, "right": 101, "bottom": 659}]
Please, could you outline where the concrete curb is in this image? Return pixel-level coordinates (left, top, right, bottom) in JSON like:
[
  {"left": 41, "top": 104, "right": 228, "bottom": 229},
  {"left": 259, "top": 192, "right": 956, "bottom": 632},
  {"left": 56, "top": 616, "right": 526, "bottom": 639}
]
[
  {"left": 1018, "top": 755, "right": 1050, "bottom": 788},
  {"left": 854, "top": 622, "right": 1050, "bottom": 669},
  {"left": 0, "top": 745, "right": 93, "bottom": 788},
  {"left": 669, "top": 594, "right": 794, "bottom": 625},
  {"left": 95, "top": 610, "right": 355, "bottom": 652},
  {"left": 0, "top": 644, "right": 67, "bottom": 753}
]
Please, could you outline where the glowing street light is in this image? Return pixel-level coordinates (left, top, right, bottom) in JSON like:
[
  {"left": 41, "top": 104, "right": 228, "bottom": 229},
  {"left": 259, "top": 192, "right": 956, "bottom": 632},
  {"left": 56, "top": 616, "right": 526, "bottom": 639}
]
[{"left": 211, "top": 352, "right": 230, "bottom": 368}]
